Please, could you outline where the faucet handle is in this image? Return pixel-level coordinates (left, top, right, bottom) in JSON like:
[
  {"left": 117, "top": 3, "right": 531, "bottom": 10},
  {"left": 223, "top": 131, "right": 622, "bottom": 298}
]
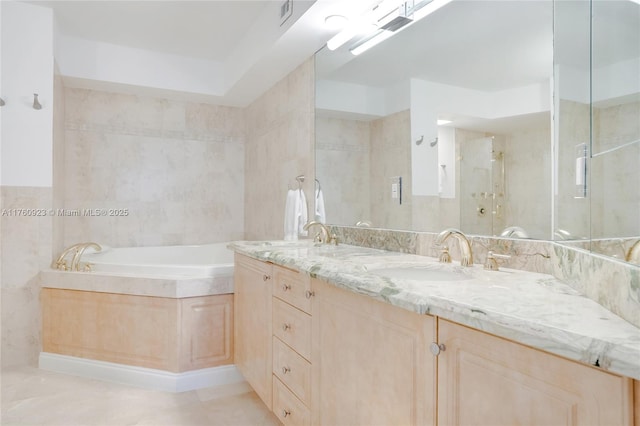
[
  {"left": 438, "top": 245, "right": 451, "bottom": 263},
  {"left": 55, "top": 260, "right": 68, "bottom": 271},
  {"left": 484, "top": 251, "right": 511, "bottom": 271},
  {"left": 79, "top": 262, "right": 94, "bottom": 272}
]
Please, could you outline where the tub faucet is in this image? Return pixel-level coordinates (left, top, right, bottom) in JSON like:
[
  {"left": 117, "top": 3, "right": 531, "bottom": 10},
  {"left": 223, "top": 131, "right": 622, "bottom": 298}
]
[
  {"left": 54, "top": 242, "right": 101, "bottom": 271},
  {"left": 303, "top": 221, "right": 338, "bottom": 245},
  {"left": 434, "top": 228, "right": 474, "bottom": 267},
  {"left": 53, "top": 243, "right": 85, "bottom": 271},
  {"left": 626, "top": 240, "right": 640, "bottom": 265},
  {"left": 71, "top": 242, "right": 102, "bottom": 271}
]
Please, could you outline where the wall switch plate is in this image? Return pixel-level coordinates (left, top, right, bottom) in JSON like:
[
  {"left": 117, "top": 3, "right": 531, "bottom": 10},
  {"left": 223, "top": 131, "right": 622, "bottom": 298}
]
[{"left": 390, "top": 176, "right": 402, "bottom": 205}]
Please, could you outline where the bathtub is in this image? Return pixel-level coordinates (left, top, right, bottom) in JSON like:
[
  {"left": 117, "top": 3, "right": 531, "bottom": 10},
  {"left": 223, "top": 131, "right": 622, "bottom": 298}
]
[
  {"left": 40, "top": 242, "right": 235, "bottom": 298},
  {"left": 81, "top": 242, "right": 234, "bottom": 278},
  {"left": 39, "top": 242, "right": 240, "bottom": 391}
]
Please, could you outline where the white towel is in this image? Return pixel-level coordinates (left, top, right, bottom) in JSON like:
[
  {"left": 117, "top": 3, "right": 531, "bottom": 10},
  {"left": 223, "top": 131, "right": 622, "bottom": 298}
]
[
  {"left": 284, "top": 190, "right": 297, "bottom": 240},
  {"left": 297, "top": 189, "right": 308, "bottom": 237},
  {"left": 284, "top": 189, "right": 308, "bottom": 240},
  {"left": 315, "top": 187, "right": 326, "bottom": 224}
]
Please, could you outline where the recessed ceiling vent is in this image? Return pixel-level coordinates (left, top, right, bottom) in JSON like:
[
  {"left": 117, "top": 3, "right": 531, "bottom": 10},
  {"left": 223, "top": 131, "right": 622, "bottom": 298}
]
[
  {"left": 379, "top": 2, "right": 413, "bottom": 32},
  {"left": 280, "top": 0, "right": 293, "bottom": 26}
]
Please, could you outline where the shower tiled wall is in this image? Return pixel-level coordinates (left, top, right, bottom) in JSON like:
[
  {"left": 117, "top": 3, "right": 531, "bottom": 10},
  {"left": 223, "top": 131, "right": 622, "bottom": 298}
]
[
  {"left": 61, "top": 88, "right": 245, "bottom": 248},
  {"left": 244, "top": 58, "right": 315, "bottom": 240}
]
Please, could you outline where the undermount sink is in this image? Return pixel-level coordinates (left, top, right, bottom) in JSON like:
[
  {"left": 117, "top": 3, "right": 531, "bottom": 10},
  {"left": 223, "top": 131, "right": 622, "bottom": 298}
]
[{"left": 369, "top": 266, "right": 473, "bottom": 282}]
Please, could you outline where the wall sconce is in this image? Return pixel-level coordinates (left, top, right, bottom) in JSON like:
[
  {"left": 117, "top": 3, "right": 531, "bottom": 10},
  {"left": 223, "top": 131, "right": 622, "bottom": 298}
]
[{"left": 33, "top": 93, "right": 42, "bottom": 110}]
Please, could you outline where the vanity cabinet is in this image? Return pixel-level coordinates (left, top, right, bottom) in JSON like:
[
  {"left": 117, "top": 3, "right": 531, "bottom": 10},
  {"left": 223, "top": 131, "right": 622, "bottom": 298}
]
[
  {"left": 310, "top": 278, "right": 436, "bottom": 426},
  {"left": 234, "top": 256, "right": 635, "bottom": 426},
  {"left": 234, "top": 254, "right": 273, "bottom": 409},
  {"left": 437, "top": 319, "right": 633, "bottom": 425}
]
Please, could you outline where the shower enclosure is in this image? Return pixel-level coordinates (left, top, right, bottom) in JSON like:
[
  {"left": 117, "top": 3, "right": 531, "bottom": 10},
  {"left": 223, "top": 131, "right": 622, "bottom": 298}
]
[{"left": 460, "top": 136, "right": 506, "bottom": 236}]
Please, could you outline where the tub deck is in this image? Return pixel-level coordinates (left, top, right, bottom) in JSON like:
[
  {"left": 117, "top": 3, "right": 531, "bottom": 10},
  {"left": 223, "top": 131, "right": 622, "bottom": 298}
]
[{"left": 39, "top": 268, "right": 233, "bottom": 298}]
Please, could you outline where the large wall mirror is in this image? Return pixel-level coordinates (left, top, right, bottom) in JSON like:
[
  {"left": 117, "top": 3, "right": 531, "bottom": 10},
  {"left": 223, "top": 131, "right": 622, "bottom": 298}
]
[
  {"left": 555, "top": 0, "right": 639, "bottom": 262},
  {"left": 315, "top": 0, "right": 639, "bottom": 264},
  {"left": 315, "top": 0, "right": 553, "bottom": 239}
]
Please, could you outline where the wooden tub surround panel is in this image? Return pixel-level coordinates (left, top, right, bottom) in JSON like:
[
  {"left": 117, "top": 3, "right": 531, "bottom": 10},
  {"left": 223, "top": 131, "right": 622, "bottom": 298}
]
[{"left": 42, "top": 288, "right": 233, "bottom": 373}]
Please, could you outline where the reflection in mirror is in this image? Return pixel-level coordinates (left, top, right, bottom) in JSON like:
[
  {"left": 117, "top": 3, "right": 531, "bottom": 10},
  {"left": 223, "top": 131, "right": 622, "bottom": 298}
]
[
  {"left": 316, "top": 0, "right": 553, "bottom": 239},
  {"left": 554, "top": 0, "right": 639, "bottom": 264}
]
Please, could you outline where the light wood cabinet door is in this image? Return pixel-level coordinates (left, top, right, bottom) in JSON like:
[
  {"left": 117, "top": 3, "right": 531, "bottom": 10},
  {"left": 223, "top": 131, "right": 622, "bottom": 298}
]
[
  {"left": 234, "top": 254, "right": 273, "bottom": 409},
  {"left": 635, "top": 380, "right": 639, "bottom": 426},
  {"left": 437, "top": 319, "right": 633, "bottom": 426},
  {"left": 311, "top": 278, "right": 436, "bottom": 426}
]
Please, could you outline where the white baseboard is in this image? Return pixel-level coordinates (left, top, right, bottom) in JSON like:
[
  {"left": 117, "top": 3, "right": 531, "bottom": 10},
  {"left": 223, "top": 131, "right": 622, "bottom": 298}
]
[{"left": 39, "top": 352, "right": 245, "bottom": 393}]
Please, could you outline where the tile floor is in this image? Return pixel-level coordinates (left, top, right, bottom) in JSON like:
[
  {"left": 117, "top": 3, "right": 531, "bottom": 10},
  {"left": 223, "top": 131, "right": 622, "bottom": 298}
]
[{"left": 1, "top": 367, "right": 281, "bottom": 426}]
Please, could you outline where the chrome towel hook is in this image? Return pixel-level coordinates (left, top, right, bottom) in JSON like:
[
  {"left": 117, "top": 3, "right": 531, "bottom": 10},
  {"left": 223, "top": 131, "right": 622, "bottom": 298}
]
[{"left": 33, "top": 93, "right": 42, "bottom": 110}]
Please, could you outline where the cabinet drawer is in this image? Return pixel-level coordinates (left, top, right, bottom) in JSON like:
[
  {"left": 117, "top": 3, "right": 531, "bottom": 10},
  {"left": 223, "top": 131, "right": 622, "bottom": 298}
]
[
  {"left": 273, "top": 337, "right": 311, "bottom": 405},
  {"left": 273, "top": 376, "right": 310, "bottom": 426},
  {"left": 273, "top": 265, "right": 311, "bottom": 314},
  {"left": 273, "top": 298, "right": 311, "bottom": 361}
]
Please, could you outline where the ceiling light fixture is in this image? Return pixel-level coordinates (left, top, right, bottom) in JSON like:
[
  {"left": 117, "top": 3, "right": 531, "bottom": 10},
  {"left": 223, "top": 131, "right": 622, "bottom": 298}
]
[
  {"left": 327, "top": 26, "right": 357, "bottom": 50},
  {"left": 350, "top": 29, "right": 394, "bottom": 56},
  {"left": 437, "top": 119, "right": 452, "bottom": 125},
  {"left": 327, "top": 0, "right": 453, "bottom": 55}
]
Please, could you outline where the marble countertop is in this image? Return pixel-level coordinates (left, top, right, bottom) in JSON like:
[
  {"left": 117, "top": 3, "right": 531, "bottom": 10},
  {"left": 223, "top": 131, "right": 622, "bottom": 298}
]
[{"left": 229, "top": 240, "right": 640, "bottom": 381}]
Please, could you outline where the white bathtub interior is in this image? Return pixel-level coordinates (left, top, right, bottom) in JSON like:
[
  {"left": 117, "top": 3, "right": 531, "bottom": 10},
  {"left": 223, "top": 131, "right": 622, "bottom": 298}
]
[
  {"left": 80, "top": 242, "right": 234, "bottom": 277},
  {"left": 41, "top": 242, "right": 235, "bottom": 299}
]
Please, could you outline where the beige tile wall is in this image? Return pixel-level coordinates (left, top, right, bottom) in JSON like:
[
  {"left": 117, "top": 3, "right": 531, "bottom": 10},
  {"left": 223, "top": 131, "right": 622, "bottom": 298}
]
[
  {"left": 62, "top": 88, "right": 245, "bottom": 248},
  {"left": 52, "top": 70, "right": 66, "bottom": 256},
  {"left": 1, "top": 187, "right": 52, "bottom": 368},
  {"left": 244, "top": 58, "right": 315, "bottom": 240},
  {"left": 370, "top": 110, "right": 412, "bottom": 230},
  {"left": 591, "top": 100, "right": 640, "bottom": 239},
  {"left": 503, "top": 124, "right": 552, "bottom": 239},
  {"left": 315, "top": 115, "right": 371, "bottom": 226}
]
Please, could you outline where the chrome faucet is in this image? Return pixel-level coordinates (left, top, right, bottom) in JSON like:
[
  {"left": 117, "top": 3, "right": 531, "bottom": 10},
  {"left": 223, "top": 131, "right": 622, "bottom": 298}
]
[
  {"left": 626, "top": 240, "right": 640, "bottom": 265},
  {"left": 500, "top": 226, "right": 529, "bottom": 239},
  {"left": 434, "top": 228, "right": 474, "bottom": 266},
  {"left": 303, "top": 221, "right": 338, "bottom": 245}
]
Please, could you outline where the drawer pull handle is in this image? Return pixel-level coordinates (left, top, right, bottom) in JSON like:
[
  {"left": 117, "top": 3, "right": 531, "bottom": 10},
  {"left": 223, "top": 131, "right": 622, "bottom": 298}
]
[
  {"left": 282, "top": 283, "right": 291, "bottom": 291},
  {"left": 282, "top": 409, "right": 291, "bottom": 418},
  {"left": 282, "top": 366, "right": 291, "bottom": 374},
  {"left": 305, "top": 290, "right": 315, "bottom": 299},
  {"left": 263, "top": 274, "right": 271, "bottom": 281},
  {"left": 282, "top": 323, "right": 291, "bottom": 331}
]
